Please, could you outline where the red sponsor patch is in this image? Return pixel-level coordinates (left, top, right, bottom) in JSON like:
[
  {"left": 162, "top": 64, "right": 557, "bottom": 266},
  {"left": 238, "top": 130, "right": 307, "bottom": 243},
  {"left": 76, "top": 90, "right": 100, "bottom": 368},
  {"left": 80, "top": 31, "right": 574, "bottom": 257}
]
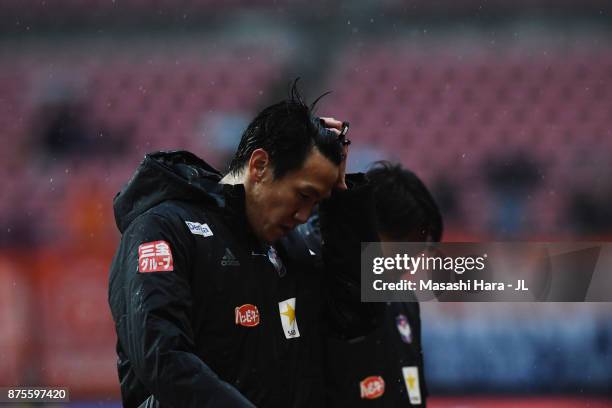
[
  {"left": 360, "top": 376, "right": 385, "bottom": 399},
  {"left": 235, "top": 304, "right": 260, "bottom": 327},
  {"left": 138, "top": 240, "right": 174, "bottom": 273}
]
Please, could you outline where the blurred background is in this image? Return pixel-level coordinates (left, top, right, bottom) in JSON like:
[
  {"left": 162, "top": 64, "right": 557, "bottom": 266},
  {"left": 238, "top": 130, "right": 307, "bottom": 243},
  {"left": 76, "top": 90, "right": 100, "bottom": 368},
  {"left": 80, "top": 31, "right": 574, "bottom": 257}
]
[{"left": 0, "top": 0, "right": 611, "bottom": 406}]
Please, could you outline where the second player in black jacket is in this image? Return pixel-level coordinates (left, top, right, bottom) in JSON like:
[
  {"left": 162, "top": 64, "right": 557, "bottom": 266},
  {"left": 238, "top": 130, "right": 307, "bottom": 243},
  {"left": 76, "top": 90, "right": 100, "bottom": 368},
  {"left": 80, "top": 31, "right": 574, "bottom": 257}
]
[{"left": 300, "top": 162, "right": 443, "bottom": 407}]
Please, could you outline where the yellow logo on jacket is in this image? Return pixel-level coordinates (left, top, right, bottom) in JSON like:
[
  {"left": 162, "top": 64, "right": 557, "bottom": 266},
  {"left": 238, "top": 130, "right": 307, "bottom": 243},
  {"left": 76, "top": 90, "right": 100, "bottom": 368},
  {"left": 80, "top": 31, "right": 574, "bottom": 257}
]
[
  {"left": 278, "top": 297, "right": 300, "bottom": 339},
  {"left": 402, "top": 366, "right": 422, "bottom": 404}
]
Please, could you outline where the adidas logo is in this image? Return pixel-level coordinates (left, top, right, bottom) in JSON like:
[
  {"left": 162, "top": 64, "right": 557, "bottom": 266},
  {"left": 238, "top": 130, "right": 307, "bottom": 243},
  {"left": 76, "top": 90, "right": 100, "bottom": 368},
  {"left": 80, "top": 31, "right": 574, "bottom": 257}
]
[{"left": 221, "top": 248, "right": 240, "bottom": 267}]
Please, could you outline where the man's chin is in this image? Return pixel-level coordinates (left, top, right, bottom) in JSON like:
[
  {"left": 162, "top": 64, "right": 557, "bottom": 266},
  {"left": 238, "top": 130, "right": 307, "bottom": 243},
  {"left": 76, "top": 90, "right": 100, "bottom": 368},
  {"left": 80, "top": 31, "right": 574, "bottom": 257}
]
[{"left": 266, "top": 226, "right": 291, "bottom": 243}]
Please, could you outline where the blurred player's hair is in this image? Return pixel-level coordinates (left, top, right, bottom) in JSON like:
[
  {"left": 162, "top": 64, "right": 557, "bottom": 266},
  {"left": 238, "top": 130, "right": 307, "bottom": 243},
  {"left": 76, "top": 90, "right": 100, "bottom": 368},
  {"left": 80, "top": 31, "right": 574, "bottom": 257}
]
[
  {"left": 366, "top": 161, "right": 443, "bottom": 242},
  {"left": 228, "top": 79, "right": 343, "bottom": 179}
]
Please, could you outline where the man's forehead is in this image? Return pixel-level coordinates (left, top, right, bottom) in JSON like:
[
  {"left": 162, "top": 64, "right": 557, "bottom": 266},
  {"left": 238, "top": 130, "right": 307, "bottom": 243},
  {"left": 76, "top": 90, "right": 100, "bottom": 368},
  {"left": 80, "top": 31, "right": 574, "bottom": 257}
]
[
  {"left": 276, "top": 147, "right": 338, "bottom": 194},
  {"left": 297, "top": 156, "right": 337, "bottom": 193}
]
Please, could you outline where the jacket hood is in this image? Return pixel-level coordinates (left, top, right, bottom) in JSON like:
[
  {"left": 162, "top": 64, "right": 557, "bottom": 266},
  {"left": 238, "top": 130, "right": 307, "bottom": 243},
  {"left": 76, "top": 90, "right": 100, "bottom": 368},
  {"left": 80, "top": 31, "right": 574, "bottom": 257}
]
[{"left": 113, "top": 150, "right": 226, "bottom": 233}]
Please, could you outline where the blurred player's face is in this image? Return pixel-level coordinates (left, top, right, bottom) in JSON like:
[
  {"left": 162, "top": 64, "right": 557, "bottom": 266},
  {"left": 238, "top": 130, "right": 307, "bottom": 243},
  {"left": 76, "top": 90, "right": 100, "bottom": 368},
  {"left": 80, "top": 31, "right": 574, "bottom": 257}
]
[{"left": 245, "top": 147, "right": 338, "bottom": 243}]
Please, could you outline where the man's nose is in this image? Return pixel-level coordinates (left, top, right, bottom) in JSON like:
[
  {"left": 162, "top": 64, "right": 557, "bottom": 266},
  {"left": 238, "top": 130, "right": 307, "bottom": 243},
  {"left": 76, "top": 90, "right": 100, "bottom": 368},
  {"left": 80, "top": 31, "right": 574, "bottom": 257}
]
[{"left": 293, "top": 206, "right": 311, "bottom": 224}]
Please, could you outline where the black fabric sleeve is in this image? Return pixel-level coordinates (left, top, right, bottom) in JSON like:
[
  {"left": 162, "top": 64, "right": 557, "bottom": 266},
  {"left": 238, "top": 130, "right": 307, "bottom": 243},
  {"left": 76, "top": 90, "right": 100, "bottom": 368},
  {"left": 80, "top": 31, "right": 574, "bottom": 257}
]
[
  {"left": 114, "top": 213, "right": 255, "bottom": 407},
  {"left": 318, "top": 173, "right": 384, "bottom": 339}
]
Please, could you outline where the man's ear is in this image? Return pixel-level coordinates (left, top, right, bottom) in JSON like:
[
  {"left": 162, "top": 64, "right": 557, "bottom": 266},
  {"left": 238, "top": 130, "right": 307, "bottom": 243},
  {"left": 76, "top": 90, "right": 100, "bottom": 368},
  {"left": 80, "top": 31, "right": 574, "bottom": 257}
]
[{"left": 247, "top": 148, "right": 271, "bottom": 183}]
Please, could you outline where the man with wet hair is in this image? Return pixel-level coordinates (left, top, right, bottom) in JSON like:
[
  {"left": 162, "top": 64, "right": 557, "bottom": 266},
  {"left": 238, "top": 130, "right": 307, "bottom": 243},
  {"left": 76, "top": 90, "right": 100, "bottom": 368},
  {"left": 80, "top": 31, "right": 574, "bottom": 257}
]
[
  {"left": 220, "top": 85, "right": 349, "bottom": 243},
  {"left": 108, "top": 82, "right": 378, "bottom": 407}
]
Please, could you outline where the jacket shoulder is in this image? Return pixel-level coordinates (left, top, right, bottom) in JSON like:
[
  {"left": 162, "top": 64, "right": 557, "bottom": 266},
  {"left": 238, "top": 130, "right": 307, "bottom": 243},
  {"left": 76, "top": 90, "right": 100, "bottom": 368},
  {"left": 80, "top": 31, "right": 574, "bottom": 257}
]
[{"left": 132, "top": 200, "right": 217, "bottom": 229}]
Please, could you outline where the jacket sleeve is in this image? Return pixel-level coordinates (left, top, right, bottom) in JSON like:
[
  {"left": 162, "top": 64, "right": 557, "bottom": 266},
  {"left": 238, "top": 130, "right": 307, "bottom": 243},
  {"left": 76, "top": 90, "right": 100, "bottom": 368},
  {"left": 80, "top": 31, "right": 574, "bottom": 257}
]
[
  {"left": 318, "top": 173, "right": 385, "bottom": 339},
  {"left": 113, "top": 213, "right": 255, "bottom": 407}
]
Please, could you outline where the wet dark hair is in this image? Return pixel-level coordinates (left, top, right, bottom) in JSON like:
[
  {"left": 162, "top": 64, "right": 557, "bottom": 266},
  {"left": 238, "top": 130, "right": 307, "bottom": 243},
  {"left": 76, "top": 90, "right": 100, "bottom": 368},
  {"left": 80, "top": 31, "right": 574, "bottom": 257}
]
[
  {"left": 228, "top": 80, "right": 344, "bottom": 179},
  {"left": 366, "top": 161, "right": 443, "bottom": 242}
]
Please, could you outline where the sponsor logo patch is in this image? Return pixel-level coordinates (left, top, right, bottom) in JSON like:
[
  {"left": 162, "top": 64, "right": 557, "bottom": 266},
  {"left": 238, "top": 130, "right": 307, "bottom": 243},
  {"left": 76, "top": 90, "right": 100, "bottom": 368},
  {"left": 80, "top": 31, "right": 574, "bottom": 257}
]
[
  {"left": 185, "top": 221, "right": 213, "bottom": 237},
  {"left": 278, "top": 297, "right": 300, "bottom": 339},
  {"left": 138, "top": 240, "right": 174, "bottom": 273},
  {"left": 396, "top": 314, "right": 412, "bottom": 344},
  {"left": 235, "top": 304, "right": 260, "bottom": 327},
  {"left": 221, "top": 248, "right": 240, "bottom": 266},
  {"left": 402, "top": 366, "right": 422, "bottom": 404},
  {"left": 360, "top": 376, "right": 385, "bottom": 399}
]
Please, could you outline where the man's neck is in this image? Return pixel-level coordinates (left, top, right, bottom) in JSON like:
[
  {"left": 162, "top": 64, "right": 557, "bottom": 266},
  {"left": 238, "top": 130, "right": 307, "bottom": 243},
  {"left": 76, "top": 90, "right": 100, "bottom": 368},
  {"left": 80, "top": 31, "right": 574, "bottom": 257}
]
[{"left": 219, "top": 172, "right": 270, "bottom": 247}]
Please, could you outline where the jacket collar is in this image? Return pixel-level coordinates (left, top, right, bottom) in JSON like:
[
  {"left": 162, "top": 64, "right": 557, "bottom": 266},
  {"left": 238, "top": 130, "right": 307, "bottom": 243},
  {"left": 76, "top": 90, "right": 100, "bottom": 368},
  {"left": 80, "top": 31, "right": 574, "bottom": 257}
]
[{"left": 220, "top": 183, "right": 268, "bottom": 251}]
